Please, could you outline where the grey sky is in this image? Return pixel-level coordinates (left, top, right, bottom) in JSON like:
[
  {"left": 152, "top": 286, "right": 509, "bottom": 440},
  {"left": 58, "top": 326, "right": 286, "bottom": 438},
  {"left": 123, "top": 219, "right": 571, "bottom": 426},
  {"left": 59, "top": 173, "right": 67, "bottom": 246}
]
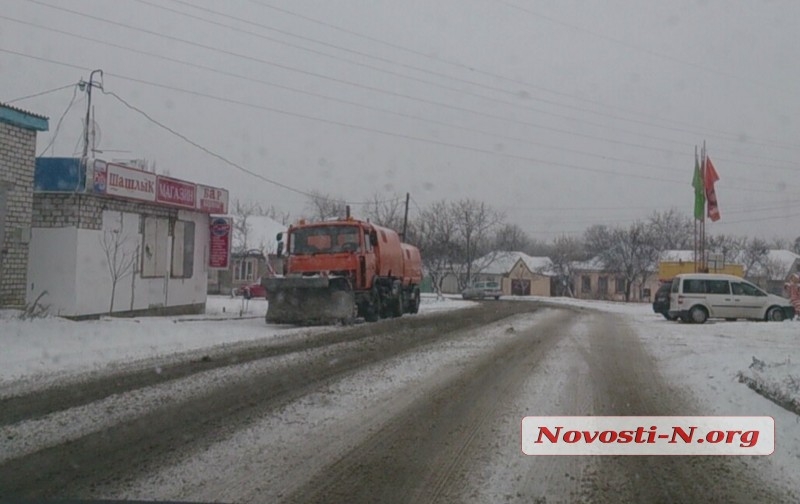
[{"left": 2, "top": 0, "right": 799, "bottom": 241}]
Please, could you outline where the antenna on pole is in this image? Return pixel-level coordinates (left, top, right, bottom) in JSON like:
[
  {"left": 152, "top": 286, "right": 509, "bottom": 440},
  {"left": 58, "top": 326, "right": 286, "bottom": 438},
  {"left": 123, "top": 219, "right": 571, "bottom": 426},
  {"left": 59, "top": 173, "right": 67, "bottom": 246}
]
[{"left": 81, "top": 69, "right": 103, "bottom": 160}]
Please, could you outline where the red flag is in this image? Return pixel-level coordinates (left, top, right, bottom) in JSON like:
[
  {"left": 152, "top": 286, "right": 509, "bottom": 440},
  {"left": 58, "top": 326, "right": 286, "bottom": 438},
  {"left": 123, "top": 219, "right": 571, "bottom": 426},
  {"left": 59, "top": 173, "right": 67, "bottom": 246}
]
[{"left": 705, "top": 156, "right": 720, "bottom": 221}]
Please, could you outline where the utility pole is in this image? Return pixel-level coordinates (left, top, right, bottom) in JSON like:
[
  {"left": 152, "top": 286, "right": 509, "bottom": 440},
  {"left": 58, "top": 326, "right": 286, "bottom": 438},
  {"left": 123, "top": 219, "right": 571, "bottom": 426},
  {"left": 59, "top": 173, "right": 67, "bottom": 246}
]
[
  {"left": 81, "top": 69, "right": 103, "bottom": 159},
  {"left": 401, "top": 192, "right": 410, "bottom": 241}
]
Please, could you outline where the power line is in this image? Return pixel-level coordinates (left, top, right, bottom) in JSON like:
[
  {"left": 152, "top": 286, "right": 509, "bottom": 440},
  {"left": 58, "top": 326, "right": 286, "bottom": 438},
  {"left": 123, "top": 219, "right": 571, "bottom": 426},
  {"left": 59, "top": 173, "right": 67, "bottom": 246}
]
[
  {"left": 496, "top": 0, "right": 796, "bottom": 105},
  {"left": 17, "top": 0, "right": 800, "bottom": 171},
  {"left": 6, "top": 13, "right": 790, "bottom": 192},
  {"left": 246, "top": 0, "right": 800, "bottom": 154},
  {"left": 139, "top": 0, "right": 762, "bottom": 152},
  {"left": 2, "top": 46, "right": 792, "bottom": 198},
  {"left": 100, "top": 89, "right": 401, "bottom": 206},
  {"left": 129, "top": 0, "right": 800, "bottom": 165},
  {"left": 37, "top": 83, "right": 78, "bottom": 156},
  {"left": 5, "top": 82, "right": 75, "bottom": 103}
]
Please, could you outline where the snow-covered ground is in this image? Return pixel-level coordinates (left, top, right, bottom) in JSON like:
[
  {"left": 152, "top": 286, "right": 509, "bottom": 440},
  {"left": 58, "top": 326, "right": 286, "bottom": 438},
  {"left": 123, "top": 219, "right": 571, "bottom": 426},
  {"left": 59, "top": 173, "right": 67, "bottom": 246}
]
[
  {"left": 527, "top": 294, "right": 800, "bottom": 492},
  {"left": 0, "top": 294, "right": 474, "bottom": 388}
]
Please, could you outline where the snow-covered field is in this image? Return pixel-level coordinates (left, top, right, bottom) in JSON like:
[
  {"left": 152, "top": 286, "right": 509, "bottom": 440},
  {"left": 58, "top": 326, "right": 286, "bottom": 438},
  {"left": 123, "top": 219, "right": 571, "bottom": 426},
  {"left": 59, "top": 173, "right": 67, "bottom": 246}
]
[{"left": 0, "top": 294, "right": 474, "bottom": 387}]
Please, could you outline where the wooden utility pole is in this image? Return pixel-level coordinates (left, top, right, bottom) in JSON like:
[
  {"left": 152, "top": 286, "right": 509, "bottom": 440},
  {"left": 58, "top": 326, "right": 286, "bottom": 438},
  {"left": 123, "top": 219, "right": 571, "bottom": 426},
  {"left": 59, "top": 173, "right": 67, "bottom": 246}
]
[{"left": 401, "top": 192, "right": 410, "bottom": 241}]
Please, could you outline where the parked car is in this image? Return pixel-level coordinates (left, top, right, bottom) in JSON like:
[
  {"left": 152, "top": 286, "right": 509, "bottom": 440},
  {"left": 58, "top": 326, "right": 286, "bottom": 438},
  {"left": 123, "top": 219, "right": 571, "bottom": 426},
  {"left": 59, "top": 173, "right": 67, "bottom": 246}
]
[
  {"left": 234, "top": 282, "right": 268, "bottom": 299},
  {"left": 668, "top": 273, "right": 794, "bottom": 324},
  {"left": 652, "top": 282, "right": 675, "bottom": 320},
  {"left": 462, "top": 281, "right": 503, "bottom": 300}
]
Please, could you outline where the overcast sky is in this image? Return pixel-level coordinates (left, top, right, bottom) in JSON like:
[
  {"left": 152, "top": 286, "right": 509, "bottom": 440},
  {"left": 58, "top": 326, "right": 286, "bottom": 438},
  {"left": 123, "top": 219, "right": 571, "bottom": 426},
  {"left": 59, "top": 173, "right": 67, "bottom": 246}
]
[{"left": 3, "top": 0, "right": 799, "bottom": 241}]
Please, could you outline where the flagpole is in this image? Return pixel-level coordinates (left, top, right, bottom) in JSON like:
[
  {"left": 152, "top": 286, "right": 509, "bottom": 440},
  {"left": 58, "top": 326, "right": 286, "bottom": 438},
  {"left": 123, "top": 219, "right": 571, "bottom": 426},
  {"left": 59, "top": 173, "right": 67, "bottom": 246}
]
[
  {"left": 701, "top": 140, "right": 707, "bottom": 272},
  {"left": 694, "top": 145, "right": 698, "bottom": 272}
]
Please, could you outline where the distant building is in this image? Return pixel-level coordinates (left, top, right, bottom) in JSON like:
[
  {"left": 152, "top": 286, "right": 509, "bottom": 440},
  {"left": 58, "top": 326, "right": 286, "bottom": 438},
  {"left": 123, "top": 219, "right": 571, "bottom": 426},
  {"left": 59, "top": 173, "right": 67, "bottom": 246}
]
[
  {"left": 472, "top": 251, "right": 553, "bottom": 296},
  {"left": 29, "top": 157, "right": 228, "bottom": 318},
  {"left": 0, "top": 103, "right": 48, "bottom": 308},
  {"left": 207, "top": 215, "right": 285, "bottom": 295},
  {"left": 571, "top": 256, "right": 658, "bottom": 302}
]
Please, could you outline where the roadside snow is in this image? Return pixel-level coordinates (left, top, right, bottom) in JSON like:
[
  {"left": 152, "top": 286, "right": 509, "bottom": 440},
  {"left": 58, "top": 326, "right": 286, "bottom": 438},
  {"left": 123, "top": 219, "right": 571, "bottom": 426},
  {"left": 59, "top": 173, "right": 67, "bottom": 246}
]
[
  {"left": 515, "top": 295, "right": 800, "bottom": 494},
  {"left": 0, "top": 294, "right": 472, "bottom": 388},
  {"left": 107, "top": 311, "right": 556, "bottom": 503}
]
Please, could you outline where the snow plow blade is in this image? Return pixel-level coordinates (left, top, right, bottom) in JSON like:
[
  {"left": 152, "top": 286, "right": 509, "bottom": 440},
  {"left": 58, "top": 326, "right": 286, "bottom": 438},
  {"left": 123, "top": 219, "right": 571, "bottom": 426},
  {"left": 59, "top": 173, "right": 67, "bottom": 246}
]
[{"left": 262, "top": 276, "right": 355, "bottom": 325}]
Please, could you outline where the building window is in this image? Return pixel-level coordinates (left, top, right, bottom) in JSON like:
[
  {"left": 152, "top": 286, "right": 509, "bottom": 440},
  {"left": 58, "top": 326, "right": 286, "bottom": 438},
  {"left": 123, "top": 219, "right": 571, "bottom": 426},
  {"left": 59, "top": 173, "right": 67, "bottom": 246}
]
[
  {"left": 171, "top": 220, "right": 195, "bottom": 278},
  {"left": 615, "top": 277, "right": 625, "bottom": 293},
  {"left": 142, "top": 216, "right": 169, "bottom": 278},
  {"left": 598, "top": 276, "right": 608, "bottom": 293},
  {"left": 581, "top": 275, "right": 591, "bottom": 292},
  {"left": 234, "top": 258, "right": 255, "bottom": 281}
]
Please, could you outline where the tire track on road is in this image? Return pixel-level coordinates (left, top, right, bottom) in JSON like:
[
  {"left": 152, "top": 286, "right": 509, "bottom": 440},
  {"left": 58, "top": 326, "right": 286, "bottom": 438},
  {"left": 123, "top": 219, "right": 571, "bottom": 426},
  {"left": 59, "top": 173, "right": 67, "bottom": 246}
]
[
  {"left": 284, "top": 309, "right": 575, "bottom": 504},
  {"left": 0, "top": 302, "right": 534, "bottom": 500},
  {"left": 583, "top": 312, "right": 791, "bottom": 503}
]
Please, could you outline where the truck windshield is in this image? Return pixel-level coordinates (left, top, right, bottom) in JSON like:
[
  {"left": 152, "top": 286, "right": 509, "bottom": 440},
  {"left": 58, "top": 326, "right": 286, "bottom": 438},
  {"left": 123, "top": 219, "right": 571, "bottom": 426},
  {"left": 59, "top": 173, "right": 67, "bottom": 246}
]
[{"left": 289, "top": 225, "right": 360, "bottom": 255}]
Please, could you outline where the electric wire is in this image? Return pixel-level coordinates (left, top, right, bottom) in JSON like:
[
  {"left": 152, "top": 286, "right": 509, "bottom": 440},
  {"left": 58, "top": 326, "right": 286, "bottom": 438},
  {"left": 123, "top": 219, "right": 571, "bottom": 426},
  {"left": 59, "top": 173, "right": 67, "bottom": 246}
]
[
  {"left": 4, "top": 12, "right": 788, "bottom": 191},
  {"left": 17, "top": 0, "right": 800, "bottom": 169},
  {"left": 5, "top": 82, "right": 75, "bottom": 104},
  {"left": 1, "top": 46, "right": 789, "bottom": 198},
  {"left": 100, "top": 89, "right": 401, "bottom": 206},
  {"left": 247, "top": 0, "right": 800, "bottom": 151},
  {"left": 37, "top": 82, "right": 78, "bottom": 156}
]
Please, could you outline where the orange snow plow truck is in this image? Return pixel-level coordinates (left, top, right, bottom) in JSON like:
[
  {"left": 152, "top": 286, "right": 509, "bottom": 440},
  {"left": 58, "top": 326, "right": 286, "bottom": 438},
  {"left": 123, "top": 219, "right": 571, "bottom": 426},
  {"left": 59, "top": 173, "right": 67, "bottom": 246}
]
[{"left": 262, "top": 215, "right": 423, "bottom": 325}]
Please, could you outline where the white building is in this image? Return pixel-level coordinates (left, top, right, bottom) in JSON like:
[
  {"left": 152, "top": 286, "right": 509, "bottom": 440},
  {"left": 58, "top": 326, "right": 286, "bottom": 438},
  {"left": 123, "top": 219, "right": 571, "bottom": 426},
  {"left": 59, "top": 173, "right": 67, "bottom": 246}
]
[{"left": 28, "top": 157, "right": 228, "bottom": 318}]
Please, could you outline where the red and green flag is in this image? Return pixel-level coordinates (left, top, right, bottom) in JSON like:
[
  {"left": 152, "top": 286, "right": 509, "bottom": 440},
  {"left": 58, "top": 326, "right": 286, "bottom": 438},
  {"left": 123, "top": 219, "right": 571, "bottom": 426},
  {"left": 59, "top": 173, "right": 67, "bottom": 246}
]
[
  {"left": 705, "top": 156, "right": 721, "bottom": 221},
  {"left": 692, "top": 152, "right": 705, "bottom": 220}
]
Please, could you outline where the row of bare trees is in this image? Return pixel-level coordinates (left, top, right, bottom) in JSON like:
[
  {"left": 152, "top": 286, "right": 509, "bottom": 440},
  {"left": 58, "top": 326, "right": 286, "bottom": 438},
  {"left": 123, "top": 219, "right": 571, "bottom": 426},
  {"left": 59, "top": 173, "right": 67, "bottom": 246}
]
[{"left": 233, "top": 193, "right": 798, "bottom": 299}]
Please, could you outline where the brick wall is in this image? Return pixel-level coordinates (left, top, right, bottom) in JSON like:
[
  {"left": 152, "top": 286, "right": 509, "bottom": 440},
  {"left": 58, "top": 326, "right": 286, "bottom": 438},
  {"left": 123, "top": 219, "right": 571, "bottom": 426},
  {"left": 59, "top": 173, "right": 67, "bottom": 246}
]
[
  {"left": 0, "top": 122, "right": 36, "bottom": 307},
  {"left": 33, "top": 193, "right": 178, "bottom": 230}
]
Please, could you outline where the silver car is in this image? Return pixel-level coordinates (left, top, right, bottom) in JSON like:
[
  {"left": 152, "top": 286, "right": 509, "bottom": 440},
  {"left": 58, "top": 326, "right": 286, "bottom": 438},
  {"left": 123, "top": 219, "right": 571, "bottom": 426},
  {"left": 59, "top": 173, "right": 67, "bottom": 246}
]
[{"left": 462, "top": 281, "right": 503, "bottom": 300}]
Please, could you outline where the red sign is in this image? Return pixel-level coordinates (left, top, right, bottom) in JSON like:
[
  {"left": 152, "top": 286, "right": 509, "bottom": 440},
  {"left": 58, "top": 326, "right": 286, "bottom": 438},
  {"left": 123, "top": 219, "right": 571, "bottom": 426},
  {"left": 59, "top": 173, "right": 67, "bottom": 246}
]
[
  {"left": 156, "top": 176, "right": 196, "bottom": 209},
  {"left": 196, "top": 184, "right": 229, "bottom": 214},
  {"left": 87, "top": 158, "right": 227, "bottom": 214},
  {"left": 105, "top": 163, "right": 157, "bottom": 201},
  {"left": 209, "top": 217, "right": 232, "bottom": 269}
]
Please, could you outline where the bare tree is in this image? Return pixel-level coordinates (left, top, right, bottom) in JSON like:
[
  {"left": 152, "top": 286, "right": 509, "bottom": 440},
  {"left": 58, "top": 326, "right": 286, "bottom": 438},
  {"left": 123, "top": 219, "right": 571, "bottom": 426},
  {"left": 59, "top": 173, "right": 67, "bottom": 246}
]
[
  {"left": 451, "top": 198, "right": 505, "bottom": 288},
  {"left": 99, "top": 212, "right": 137, "bottom": 315},
  {"left": 363, "top": 193, "right": 407, "bottom": 232},
  {"left": 770, "top": 236, "right": 791, "bottom": 250},
  {"left": 647, "top": 208, "right": 693, "bottom": 250},
  {"left": 303, "top": 190, "right": 347, "bottom": 221},
  {"left": 548, "top": 235, "right": 584, "bottom": 297},
  {"left": 706, "top": 234, "right": 747, "bottom": 264},
  {"left": 231, "top": 199, "right": 260, "bottom": 254},
  {"left": 415, "top": 200, "right": 457, "bottom": 297},
  {"left": 494, "top": 223, "right": 531, "bottom": 252},
  {"left": 586, "top": 221, "right": 658, "bottom": 302}
]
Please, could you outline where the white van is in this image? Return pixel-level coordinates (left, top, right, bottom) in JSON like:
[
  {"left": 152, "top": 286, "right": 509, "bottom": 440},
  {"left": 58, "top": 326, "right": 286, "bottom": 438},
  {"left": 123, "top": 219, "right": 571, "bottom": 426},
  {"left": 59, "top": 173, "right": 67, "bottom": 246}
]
[{"left": 668, "top": 273, "right": 793, "bottom": 324}]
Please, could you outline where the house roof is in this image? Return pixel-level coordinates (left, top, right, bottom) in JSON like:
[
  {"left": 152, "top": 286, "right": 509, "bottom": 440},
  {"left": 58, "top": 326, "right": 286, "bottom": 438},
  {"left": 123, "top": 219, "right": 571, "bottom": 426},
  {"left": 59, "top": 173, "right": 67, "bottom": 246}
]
[
  {"left": 660, "top": 250, "right": 695, "bottom": 262},
  {"left": 478, "top": 251, "right": 554, "bottom": 276},
  {"left": 0, "top": 102, "right": 49, "bottom": 131},
  {"left": 571, "top": 256, "right": 606, "bottom": 271}
]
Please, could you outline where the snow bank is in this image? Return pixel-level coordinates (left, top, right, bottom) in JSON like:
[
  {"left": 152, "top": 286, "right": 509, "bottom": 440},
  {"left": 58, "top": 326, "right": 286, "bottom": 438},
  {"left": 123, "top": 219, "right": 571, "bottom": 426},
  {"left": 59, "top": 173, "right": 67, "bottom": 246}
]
[{"left": 0, "top": 294, "right": 473, "bottom": 387}]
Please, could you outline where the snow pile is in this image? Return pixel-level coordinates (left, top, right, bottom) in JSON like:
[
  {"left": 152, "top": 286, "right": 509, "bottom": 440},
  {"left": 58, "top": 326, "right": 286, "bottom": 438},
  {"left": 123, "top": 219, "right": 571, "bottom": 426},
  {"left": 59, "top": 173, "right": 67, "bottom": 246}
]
[
  {"left": 737, "top": 357, "right": 800, "bottom": 416},
  {"left": 0, "top": 294, "right": 473, "bottom": 388}
]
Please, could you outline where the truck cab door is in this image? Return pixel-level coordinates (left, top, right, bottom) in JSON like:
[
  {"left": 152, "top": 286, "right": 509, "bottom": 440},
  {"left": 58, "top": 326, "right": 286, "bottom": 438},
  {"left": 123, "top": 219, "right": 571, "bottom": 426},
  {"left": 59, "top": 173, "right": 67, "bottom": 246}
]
[{"left": 360, "top": 229, "right": 377, "bottom": 287}]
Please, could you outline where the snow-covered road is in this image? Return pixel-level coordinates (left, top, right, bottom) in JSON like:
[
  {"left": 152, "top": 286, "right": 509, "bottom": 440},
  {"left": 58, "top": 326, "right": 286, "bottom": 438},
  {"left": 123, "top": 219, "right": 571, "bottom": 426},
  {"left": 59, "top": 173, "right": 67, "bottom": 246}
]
[{"left": 1, "top": 296, "right": 799, "bottom": 502}]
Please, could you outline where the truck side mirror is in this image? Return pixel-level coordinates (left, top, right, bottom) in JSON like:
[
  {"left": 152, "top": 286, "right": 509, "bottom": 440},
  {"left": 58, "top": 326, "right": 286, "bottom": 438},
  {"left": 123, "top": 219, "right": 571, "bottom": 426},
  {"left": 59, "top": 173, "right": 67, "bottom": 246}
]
[
  {"left": 276, "top": 242, "right": 283, "bottom": 258},
  {"left": 276, "top": 232, "right": 283, "bottom": 241},
  {"left": 370, "top": 231, "right": 378, "bottom": 247}
]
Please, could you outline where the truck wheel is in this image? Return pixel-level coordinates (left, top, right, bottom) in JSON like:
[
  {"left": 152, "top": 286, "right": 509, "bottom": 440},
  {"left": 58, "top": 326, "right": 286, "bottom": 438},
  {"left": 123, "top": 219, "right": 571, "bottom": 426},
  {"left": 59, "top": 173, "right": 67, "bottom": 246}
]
[
  {"left": 392, "top": 291, "right": 404, "bottom": 317},
  {"left": 365, "top": 284, "right": 381, "bottom": 322},
  {"left": 410, "top": 288, "right": 421, "bottom": 314}
]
